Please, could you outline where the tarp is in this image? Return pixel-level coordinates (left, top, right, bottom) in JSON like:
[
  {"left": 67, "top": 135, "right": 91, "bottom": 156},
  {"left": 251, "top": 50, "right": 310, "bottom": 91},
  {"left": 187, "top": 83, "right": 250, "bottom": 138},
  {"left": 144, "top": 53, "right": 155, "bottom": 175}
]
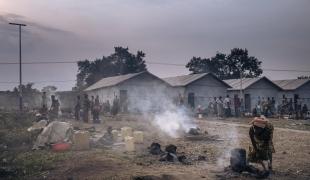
[{"left": 33, "top": 121, "right": 73, "bottom": 149}]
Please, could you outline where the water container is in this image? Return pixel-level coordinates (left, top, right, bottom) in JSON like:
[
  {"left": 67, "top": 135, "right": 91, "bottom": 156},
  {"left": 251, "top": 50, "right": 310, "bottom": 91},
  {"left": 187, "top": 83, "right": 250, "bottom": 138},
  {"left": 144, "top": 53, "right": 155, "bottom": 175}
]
[
  {"left": 121, "top": 127, "right": 133, "bottom": 140},
  {"left": 73, "top": 131, "right": 90, "bottom": 150},
  {"left": 198, "top": 114, "right": 203, "bottom": 119},
  {"left": 133, "top": 131, "right": 144, "bottom": 143},
  {"left": 111, "top": 130, "right": 119, "bottom": 141},
  {"left": 124, "top": 136, "right": 135, "bottom": 152}
]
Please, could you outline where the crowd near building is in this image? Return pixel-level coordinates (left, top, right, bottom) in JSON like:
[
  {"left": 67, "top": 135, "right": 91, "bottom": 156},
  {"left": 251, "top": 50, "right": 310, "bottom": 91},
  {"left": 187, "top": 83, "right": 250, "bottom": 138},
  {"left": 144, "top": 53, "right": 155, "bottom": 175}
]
[
  {"left": 1, "top": 71, "right": 309, "bottom": 121},
  {"left": 79, "top": 71, "right": 310, "bottom": 120}
]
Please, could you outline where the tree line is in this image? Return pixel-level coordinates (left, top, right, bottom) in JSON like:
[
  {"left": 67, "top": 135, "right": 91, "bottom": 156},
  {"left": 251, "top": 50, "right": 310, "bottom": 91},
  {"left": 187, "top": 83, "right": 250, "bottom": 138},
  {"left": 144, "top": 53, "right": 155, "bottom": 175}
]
[{"left": 75, "top": 47, "right": 263, "bottom": 90}]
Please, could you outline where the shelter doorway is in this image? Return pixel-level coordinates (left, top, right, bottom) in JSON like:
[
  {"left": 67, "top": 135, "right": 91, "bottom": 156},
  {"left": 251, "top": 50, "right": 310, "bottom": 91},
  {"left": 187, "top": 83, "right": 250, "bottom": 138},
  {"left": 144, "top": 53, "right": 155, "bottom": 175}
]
[
  {"left": 245, "top": 94, "right": 251, "bottom": 112},
  {"left": 188, "top": 93, "right": 195, "bottom": 109},
  {"left": 120, "top": 90, "right": 128, "bottom": 113}
]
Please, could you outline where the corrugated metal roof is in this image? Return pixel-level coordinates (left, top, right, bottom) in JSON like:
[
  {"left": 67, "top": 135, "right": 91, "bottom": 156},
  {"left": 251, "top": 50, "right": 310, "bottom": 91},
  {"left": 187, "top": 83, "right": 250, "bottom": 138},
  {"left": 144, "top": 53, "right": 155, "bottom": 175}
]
[
  {"left": 163, "top": 73, "right": 231, "bottom": 87},
  {"left": 224, "top": 76, "right": 281, "bottom": 90},
  {"left": 163, "top": 73, "right": 209, "bottom": 86},
  {"left": 273, "top": 79, "right": 310, "bottom": 90},
  {"left": 84, "top": 72, "right": 145, "bottom": 91},
  {"left": 224, "top": 77, "right": 262, "bottom": 90}
]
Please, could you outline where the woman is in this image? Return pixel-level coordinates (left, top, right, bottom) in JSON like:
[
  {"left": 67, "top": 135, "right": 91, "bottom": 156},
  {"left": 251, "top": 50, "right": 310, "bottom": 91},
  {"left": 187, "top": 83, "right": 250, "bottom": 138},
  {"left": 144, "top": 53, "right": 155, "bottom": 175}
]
[{"left": 248, "top": 116, "right": 275, "bottom": 171}]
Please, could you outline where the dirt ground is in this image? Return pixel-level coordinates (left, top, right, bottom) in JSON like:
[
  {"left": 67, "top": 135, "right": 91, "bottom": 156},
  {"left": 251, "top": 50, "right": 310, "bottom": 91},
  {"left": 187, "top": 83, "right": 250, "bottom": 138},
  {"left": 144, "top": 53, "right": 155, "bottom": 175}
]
[{"left": 2, "top": 114, "right": 310, "bottom": 180}]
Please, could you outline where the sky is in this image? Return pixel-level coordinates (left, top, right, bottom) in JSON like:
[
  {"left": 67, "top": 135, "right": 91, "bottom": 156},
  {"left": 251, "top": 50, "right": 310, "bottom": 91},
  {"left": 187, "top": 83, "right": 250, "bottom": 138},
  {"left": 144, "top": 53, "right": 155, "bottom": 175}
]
[{"left": 0, "top": 0, "right": 310, "bottom": 91}]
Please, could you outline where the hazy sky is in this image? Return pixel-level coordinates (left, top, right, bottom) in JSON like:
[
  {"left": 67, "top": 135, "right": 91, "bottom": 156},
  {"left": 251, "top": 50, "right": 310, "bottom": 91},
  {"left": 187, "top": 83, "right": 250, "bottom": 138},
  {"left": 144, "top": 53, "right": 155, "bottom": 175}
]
[{"left": 0, "top": 0, "right": 310, "bottom": 91}]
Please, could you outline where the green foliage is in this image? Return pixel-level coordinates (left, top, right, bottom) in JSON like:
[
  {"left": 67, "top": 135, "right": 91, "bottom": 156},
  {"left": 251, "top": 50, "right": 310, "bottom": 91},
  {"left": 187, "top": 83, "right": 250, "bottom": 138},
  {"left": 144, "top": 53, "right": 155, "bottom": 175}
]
[
  {"left": 13, "top": 83, "right": 39, "bottom": 94},
  {"left": 76, "top": 46, "right": 147, "bottom": 89},
  {"left": 0, "top": 112, "right": 34, "bottom": 130},
  {"left": 1, "top": 150, "right": 71, "bottom": 179},
  {"left": 186, "top": 48, "right": 263, "bottom": 79}
]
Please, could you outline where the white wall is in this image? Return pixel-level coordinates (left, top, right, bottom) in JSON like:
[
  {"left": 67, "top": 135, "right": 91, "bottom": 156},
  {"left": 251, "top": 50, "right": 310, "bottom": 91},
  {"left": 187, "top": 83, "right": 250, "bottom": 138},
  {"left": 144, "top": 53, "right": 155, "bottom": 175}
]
[{"left": 185, "top": 75, "right": 228, "bottom": 108}]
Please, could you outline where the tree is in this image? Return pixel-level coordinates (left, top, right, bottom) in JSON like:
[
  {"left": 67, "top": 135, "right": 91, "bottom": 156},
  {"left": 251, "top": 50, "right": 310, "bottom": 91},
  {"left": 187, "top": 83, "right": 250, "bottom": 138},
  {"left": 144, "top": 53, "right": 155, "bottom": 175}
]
[
  {"left": 13, "top": 83, "right": 39, "bottom": 94},
  {"left": 186, "top": 48, "right": 262, "bottom": 79},
  {"left": 76, "top": 46, "right": 147, "bottom": 89}
]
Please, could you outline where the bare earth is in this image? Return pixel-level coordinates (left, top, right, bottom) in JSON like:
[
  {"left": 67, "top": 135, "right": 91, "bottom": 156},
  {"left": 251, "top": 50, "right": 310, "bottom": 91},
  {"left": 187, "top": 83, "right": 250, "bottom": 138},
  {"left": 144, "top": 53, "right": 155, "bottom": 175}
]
[{"left": 42, "top": 115, "right": 310, "bottom": 180}]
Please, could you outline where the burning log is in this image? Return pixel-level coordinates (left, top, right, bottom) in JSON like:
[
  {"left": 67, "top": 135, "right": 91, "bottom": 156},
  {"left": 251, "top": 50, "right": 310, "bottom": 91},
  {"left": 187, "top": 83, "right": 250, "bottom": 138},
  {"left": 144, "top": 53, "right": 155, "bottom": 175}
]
[
  {"left": 159, "top": 152, "right": 178, "bottom": 162},
  {"left": 165, "top": 144, "right": 177, "bottom": 154},
  {"left": 188, "top": 128, "right": 200, "bottom": 135},
  {"left": 149, "top": 143, "right": 163, "bottom": 155}
]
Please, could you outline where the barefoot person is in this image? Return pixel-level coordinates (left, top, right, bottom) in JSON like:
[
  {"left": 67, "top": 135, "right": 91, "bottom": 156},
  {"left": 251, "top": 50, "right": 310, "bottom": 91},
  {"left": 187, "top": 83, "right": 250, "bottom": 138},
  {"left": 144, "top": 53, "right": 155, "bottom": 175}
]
[{"left": 248, "top": 116, "right": 275, "bottom": 172}]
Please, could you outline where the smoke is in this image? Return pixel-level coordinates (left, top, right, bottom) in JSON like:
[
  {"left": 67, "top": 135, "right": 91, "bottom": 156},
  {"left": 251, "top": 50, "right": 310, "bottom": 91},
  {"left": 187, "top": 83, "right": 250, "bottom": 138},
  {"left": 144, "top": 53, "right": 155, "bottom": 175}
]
[
  {"left": 152, "top": 107, "right": 196, "bottom": 138},
  {"left": 122, "top": 80, "right": 197, "bottom": 138},
  {"left": 216, "top": 125, "right": 240, "bottom": 168}
]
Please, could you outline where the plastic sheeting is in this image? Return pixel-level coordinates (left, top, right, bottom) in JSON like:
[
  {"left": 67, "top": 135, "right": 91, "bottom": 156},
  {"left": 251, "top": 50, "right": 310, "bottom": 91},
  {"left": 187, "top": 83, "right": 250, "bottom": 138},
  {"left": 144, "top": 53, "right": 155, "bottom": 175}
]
[{"left": 33, "top": 121, "right": 73, "bottom": 149}]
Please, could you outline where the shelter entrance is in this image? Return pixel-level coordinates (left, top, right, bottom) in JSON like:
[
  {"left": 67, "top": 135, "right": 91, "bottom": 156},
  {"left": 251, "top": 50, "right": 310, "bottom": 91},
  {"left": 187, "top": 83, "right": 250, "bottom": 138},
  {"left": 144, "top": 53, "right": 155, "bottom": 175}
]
[
  {"left": 245, "top": 94, "right": 251, "bottom": 112},
  {"left": 188, "top": 92, "right": 195, "bottom": 109},
  {"left": 120, "top": 90, "right": 128, "bottom": 113}
]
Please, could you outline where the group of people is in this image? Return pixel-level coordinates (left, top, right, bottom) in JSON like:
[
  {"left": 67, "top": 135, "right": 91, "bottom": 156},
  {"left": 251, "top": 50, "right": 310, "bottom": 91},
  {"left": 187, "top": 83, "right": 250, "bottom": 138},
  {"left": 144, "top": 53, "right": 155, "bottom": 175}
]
[
  {"left": 253, "top": 97, "right": 276, "bottom": 117},
  {"left": 195, "top": 95, "right": 243, "bottom": 118},
  {"left": 278, "top": 96, "right": 309, "bottom": 120},
  {"left": 74, "top": 94, "right": 121, "bottom": 123},
  {"left": 38, "top": 92, "right": 60, "bottom": 121},
  {"left": 206, "top": 95, "right": 234, "bottom": 118}
]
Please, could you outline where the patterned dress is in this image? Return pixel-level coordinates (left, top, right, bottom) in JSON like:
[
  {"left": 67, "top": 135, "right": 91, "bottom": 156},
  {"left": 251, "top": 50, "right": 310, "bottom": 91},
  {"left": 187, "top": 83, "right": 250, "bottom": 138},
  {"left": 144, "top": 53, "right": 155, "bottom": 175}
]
[{"left": 248, "top": 123, "right": 275, "bottom": 162}]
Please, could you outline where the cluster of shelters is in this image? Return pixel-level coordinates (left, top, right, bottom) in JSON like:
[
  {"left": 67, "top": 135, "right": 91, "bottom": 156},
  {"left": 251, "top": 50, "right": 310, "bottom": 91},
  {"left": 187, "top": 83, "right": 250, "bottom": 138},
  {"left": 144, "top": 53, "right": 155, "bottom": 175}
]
[{"left": 84, "top": 71, "right": 310, "bottom": 114}]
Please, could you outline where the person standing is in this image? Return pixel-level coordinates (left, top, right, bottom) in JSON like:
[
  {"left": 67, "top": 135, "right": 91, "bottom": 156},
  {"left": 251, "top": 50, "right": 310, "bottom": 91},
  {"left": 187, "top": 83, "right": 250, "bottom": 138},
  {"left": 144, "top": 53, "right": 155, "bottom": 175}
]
[
  {"left": 42, "top": 92, "right": 47, "bottom": 108},
  {"left": 83, "top": 94, "right": 90, "bottom": 123},
  {"left": 213, "top": 97, "right": 218, "bottom": 117},
  {"left": 49, "top": 95, "right": 60, "bottom": 121},
  {"left": 74, "top": 95, "right": 81, "bottom": 121},
  {"left": 271, "top": 97, "right": 276, "bottom": 115},
  {"left": 111, "top": 96, "right": 119, "bottom": 116},
  {"left": 302, "top": 104, "right": 308, "bottom": 120},
  {"left": 90, "top": 96, "right": 95, "bottom": 120},
  {"left": 224, "top": 95, "right": 231, "bottom": 118},
  {"left": 234, "top": 95, "right": 241, "bottom": 117},
  {"left": 217, "top": 96, "right": 223, "bottom": 118},
  {"left": 93, "top": 95, "right": 101, "bottom": 123},
  {"left": 105, "top": 100, "right": 111, "bottom": 115}
]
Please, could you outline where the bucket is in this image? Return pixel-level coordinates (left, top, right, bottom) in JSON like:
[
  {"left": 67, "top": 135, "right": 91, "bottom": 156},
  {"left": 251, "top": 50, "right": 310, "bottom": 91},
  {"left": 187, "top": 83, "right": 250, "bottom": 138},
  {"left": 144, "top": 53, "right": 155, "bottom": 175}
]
[
  {"left": 133, "top": 131, "right": 144, "bottom": 143},
  {"left": 73, "top": 131, "right": 90, "bottom": 150},
  {"left": 198, "top": 114, "right": 203, "bottom": 119},
  {"left": 121, "top": 127, "right": 133, "bottom": 140},
  {"left": 112, "top": 130, "right": 119, "bottom": 141},
  {"left": 52, "top": 143, "right": 71, "bottom": 152},
  {"left": 124, "top": 136, "right": 135, "bottom": 152}
]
